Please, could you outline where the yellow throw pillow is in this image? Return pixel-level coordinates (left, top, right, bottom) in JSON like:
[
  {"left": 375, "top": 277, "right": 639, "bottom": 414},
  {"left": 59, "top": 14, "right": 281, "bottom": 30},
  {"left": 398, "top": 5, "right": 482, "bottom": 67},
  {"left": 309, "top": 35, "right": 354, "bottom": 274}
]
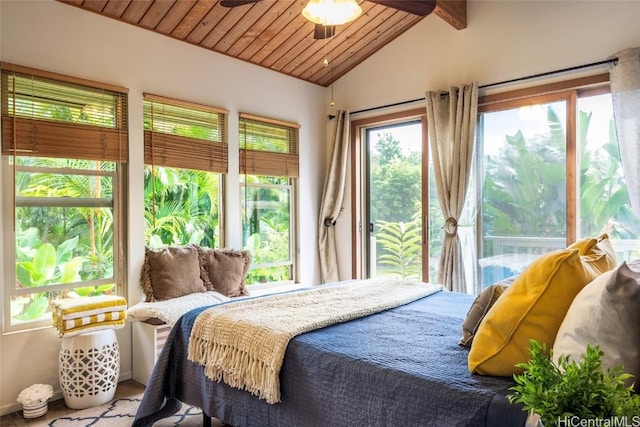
[
  {"left": 468, "top": 248, "right": 601, "bottom": 376},
  {"left": 568, "top": 235, "right": 600, "bottom": 253},
  {"left": 568, "top": 233, "right": 616, "bottom": 275}
]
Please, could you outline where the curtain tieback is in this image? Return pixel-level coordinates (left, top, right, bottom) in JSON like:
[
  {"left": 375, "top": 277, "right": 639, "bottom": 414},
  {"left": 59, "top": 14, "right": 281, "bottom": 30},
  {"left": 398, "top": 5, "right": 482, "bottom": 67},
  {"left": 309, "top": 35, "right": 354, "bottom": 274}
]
[
  {"left": 324, "top": 217, "right": 336, "bottom": 227},
  {"left": 444, "top": 217, "right": 458, "bottom": 237}
]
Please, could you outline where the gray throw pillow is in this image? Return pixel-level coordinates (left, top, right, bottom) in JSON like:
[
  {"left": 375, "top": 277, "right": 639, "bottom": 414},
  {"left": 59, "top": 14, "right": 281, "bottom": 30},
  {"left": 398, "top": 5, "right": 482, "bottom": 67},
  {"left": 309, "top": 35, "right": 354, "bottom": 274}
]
[
  {"left": 198, "top": 247, "right": 251, "bottom": 298},
  {"left": 460, "top": 281, "right": 510, "bottom": 347},
  {"left": 553, "top": 260, "right": 640, "bottom": 389},
  {"left": 140, "top": 244, "right": 207, "bottom": 302}
]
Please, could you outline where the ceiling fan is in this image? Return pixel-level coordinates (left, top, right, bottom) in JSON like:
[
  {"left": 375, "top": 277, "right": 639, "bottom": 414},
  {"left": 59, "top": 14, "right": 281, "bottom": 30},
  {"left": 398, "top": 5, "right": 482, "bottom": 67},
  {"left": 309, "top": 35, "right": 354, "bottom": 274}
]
[{"left": 220, "top": 0, "right": 436, "bottom": 40}]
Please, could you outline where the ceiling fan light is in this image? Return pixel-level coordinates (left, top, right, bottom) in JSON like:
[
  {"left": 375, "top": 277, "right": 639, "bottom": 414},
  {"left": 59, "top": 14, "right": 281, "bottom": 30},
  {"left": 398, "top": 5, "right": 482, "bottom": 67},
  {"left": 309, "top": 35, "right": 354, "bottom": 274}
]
[{"left": 302, "top": 0, "right": 362, "bottom": 26}]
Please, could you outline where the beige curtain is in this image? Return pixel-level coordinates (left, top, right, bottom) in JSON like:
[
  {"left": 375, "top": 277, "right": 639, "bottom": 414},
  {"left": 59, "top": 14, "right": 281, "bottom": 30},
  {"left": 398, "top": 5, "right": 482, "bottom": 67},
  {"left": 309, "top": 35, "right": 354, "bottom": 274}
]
[
  {"left": 610, "top": 48, "right": 640, "bottom": 217},
  {"left": 425, "top": 83, "right": 479, "bottom": 292},
  {"left": 318, "top": 110, "right": 350, "bottom": 283}
]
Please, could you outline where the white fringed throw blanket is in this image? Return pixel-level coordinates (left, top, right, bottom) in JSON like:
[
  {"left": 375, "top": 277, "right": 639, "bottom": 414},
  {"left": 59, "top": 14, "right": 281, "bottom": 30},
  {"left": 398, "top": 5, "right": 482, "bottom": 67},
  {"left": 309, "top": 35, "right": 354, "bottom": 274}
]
[{"left": 187, "top": 278, "right": 442, "bottom": 404}]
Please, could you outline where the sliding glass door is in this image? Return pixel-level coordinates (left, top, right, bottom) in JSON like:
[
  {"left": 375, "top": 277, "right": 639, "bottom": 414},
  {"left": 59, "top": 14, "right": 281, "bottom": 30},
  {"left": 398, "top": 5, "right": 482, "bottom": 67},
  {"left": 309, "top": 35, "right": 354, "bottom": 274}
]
[
  {"left": 353, "top": 110, "right": 441, "bottom": 283},
  {"left": 478, "top": 97, "right": 569, "bottom": 287},
  {"left": 365, "top": 121, "right": 424, "bottom": 279},
  {"left": 352, "top": 77, "right": 639, "bottom": 293},
  {"left": 477, "top": 88, "right": 640, "bottom": 288}
]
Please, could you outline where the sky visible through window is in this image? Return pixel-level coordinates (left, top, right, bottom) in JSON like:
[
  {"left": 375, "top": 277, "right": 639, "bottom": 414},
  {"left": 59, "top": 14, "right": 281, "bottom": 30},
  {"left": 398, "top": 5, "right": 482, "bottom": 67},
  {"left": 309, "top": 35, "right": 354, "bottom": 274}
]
[
  {"left": 368, "top": 95, "right": 614, "bottom": 157},
  {"left": 370, "top": 122, "right": 422, "bottom": 155},
  {"left": 483, "top": 94, "right": 613, "bottom": 156}
]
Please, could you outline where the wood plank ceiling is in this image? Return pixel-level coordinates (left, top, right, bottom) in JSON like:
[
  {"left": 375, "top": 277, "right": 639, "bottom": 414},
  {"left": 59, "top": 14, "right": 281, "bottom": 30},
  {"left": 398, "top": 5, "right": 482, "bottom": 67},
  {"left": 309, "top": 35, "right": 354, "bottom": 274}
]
[{"left": 56, "top": 0, "right": 466, "bottom": 87}]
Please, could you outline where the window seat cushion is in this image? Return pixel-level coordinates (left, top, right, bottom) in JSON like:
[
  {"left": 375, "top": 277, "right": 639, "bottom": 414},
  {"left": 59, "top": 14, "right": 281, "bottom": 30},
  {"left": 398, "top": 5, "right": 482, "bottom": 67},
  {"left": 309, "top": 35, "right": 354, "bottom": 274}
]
[{"left": 127, "top": 291, "right": 230, "bottom": 327}]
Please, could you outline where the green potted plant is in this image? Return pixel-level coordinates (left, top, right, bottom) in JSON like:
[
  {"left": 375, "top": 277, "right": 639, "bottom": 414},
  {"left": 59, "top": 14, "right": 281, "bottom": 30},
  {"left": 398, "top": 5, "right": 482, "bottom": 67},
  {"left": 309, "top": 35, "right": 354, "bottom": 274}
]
[{"left": 507, "top": 340, "right": 640, "bottom": 426}]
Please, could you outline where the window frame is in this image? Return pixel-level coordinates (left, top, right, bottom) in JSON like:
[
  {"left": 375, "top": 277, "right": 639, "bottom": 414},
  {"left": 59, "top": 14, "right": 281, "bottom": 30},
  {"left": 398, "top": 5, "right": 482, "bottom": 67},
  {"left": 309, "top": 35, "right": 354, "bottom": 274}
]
[
  {"left": 477, "top": 90, "right": 577, "bottom": 245},
  {"left": 349, "top": 108, "right": 429, "bottom": 280},
  {"left": 476, "top": 74, "right": 610, "bottom": 256},
  {"left": 142, "top": 94, "right": 228, "bottom": 249},
  {"left": 239, "top": 113, "right": 300, "bottom": 285},
  {"left": 1, "top": 63, "right": 128, "bottom": 332},
  {"left": 241, "top": 177, "right": 297, "bottom": 284}
]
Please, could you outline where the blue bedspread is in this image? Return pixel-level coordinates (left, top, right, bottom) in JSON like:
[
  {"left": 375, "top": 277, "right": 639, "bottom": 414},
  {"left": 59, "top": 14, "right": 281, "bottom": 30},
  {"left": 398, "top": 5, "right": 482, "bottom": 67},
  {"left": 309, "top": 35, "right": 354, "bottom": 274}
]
[{"left": 133, "top": 289, "right": 527, "bottom": 427}]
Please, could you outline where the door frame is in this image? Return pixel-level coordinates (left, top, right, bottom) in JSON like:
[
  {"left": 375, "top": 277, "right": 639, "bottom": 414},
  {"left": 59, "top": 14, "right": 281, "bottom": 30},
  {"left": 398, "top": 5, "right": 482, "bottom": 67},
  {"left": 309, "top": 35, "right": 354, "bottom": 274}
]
[{"left": 350, "top": 108, "right": 428, "bottom": 280}]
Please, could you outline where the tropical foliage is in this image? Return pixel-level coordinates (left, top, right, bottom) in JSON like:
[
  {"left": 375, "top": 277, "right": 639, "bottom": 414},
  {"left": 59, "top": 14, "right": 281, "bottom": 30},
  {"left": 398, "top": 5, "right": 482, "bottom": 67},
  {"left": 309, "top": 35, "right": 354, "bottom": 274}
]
[
  {"left": 144, "top": 166, "right": 220, "bottom": 249},
  {"left": 370, "top": 130, "right": 446, "bottom": 281},
  {"left": 483, "top": 105, "right": 640, "bottom": 242},
  {"left": 13, "top": 157, "right": 117, "bottom": 322},
  {"left": 578, "top": 110, "right": 639, "bottom": 239},
  {"left": 370, "top": 132, "right": 422, "bottom": 224},
  {"left": 371, "top": 97, "right": 639, "bottom": 286},
  {"left": 376, "top": 218, "right": 422, "bottom": 278},
  {"left": 369, "top": 131, "right": 424, "bottom": 279}
]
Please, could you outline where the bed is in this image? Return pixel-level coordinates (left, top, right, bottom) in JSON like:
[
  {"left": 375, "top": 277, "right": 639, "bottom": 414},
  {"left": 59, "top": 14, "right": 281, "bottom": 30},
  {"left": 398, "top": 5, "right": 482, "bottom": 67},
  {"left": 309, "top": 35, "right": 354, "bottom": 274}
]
[{"left": 132, "top": 280, "right": 529, "bottom": 427}]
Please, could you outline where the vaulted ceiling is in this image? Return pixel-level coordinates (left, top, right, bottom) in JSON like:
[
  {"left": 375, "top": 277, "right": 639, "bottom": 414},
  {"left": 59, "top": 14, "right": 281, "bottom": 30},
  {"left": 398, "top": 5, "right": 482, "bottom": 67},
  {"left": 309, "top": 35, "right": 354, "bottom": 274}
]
[{"left": 57, "top": 0, "right": 466, "bottom": 87}]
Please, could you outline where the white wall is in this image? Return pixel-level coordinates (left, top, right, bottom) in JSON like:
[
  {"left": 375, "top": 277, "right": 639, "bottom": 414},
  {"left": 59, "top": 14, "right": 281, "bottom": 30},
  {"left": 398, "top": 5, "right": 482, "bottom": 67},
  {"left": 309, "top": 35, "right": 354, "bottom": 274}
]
[
  {"left": 0, "top": 0, "right": 327, "bottom": 415},
  {"left": 332, "top": 0, "right": 640, "bottom": 279},
  {"left": 335, "top": 0, "right": 640, "bottom": 110}
]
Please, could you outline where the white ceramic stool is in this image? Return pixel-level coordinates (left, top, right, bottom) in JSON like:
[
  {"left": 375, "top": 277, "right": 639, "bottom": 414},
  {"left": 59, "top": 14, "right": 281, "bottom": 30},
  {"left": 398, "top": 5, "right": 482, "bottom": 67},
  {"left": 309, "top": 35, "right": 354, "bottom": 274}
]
[{"left": 58, "top": 329, "right": 120, "bottom": 409}]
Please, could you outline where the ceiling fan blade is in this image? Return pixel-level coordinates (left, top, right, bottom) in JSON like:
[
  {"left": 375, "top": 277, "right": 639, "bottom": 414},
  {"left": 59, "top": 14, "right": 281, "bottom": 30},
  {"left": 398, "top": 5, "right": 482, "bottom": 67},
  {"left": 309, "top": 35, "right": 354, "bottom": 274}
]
[
  {"left": 367, "top": 0, "right": 436, "bottom": 16},
  {"left": 220, "top": 0, "right": 261, "bottom": 7},
  {"left": 314, "top": 24, "right": 336, "bottom": 40}
]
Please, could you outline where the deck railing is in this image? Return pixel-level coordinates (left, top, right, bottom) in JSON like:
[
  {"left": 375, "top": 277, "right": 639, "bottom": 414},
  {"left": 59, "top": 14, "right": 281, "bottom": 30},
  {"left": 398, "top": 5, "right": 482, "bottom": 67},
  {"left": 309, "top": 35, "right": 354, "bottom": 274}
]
[{"left": 479, "top": 235, "right": 640, "bottom": 287}]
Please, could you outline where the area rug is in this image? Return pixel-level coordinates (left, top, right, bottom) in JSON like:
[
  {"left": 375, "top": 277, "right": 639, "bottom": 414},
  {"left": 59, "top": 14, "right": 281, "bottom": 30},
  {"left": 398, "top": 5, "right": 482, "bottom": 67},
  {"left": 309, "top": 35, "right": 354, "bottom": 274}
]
[{"left": 30, "top": 397, "right": 203, "bottom": 427}]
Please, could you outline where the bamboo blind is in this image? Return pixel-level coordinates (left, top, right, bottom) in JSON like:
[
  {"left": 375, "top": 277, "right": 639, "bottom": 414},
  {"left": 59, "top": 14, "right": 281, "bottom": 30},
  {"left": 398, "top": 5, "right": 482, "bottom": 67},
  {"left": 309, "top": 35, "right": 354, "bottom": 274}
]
[
  {"left": 1, "top": 63, "right": 128, "bottom": 162},
  {"left": 143, "top": 94, "right": 228, "bottom": 173},
  {"left": 239, "top": 113, "right": 299, "bottom": 178}
]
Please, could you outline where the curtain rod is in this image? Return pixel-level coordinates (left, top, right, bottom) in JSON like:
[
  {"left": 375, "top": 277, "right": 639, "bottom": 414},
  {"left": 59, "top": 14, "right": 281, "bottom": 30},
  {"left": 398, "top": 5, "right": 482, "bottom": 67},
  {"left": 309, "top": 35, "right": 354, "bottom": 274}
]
[{"left": 343, "top": 57, "right": 618, "bottom": 117}]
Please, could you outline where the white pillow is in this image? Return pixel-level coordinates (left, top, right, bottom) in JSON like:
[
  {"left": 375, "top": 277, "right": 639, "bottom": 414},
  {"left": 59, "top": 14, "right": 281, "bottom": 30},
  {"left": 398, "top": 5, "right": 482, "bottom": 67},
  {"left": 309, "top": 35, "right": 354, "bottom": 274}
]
[
  {"left": 126, "top": 291, "right": 229, "bottom": 326},
  {"left": 553, "top": 260, "right": 640, "bottom": 389}
]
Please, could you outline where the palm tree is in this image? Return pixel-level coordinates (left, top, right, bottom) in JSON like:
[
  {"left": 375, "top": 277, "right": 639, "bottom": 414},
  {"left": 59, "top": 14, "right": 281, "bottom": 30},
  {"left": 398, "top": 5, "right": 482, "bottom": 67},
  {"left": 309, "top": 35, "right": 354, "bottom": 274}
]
[
  {"left": 144, "top": 166, "right": 220, "bottom": 248},
  {"left": 375, "top": 218, "right": 422, "bottom": 279}
]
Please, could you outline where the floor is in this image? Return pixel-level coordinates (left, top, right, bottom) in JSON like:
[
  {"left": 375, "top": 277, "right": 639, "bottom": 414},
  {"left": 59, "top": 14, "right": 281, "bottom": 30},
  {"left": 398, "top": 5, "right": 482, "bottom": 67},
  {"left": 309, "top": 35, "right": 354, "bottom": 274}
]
[{"left": 0, "top": 380, "right": 145, "bottom": 426}]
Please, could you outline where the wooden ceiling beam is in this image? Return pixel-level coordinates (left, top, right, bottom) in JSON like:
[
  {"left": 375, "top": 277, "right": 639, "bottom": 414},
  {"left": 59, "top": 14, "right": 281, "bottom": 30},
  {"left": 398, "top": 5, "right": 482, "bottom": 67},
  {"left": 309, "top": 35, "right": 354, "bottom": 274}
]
[{"left": 434, "top": 0, "right": 466, "bottom": 30}]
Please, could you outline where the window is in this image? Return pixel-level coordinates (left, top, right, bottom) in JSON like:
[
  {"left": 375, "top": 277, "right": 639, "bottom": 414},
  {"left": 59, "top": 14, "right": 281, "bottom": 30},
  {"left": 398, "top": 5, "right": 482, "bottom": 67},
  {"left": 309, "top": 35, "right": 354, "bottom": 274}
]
[
  {"left": 366, "top": 121, "right": 424, "bottom": 280},
  {"left": 577, "top": 92, "right": 639, "bottom": 259},
  {"left": 239, "top": 113, "right": 299, "bottom": 284},
  {"left": 477, "top": 75, "right": 640, "bottom": 288},
  {"left": 143, "top": 94, "right": 227, "bottom": 248},
  {"left": 351, "top": 110, "right": 439, "bottom": 282},
  {"left": 478, "top": 95, "right": 569, "bottom": 286},
  {"left": 352, "top": 76, "right": 639, "bottom": 294},
  {"left": 1, "top": 63, "right": 128, "bottom": 331}
]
